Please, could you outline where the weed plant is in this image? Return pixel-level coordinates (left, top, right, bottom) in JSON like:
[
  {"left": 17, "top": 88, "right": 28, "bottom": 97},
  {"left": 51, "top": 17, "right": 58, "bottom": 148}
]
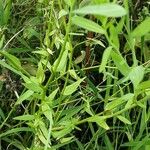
[{"left": 0, "top": 0, "right": 150, "bottom": 150}]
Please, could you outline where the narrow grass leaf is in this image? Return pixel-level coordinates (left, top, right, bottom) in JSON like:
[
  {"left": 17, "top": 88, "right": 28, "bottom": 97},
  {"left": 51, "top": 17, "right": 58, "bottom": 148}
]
[
  {"left": 73, "top": 4, "right": 126, "bottom": 17},
  {"left": 132, "top": 17, "right": 150, "bottom": 37},
  {"left": 99, "top": 46, "right": 112, "bottom": 73},
  {"left": 13, "top": 115, "right": 34, "bottom": 121},
  {"left": 72, "top": 16, "right": 105, "bottom": 34},
  {"left": 117, "top": 115, "right": 131, "bottom": 125},
  {"left": 63, "top": 77, "right": 85, "bottom": 95}
]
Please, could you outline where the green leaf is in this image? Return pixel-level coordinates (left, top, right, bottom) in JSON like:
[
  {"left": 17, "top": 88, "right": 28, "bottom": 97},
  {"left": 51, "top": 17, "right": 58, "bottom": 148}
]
[
  {"left": 63, "top": 77, "right": 85, "bottom": 95},
  {"left": 132, "top": 17, "right": 150, "bottom": 37},
  {"left": 137, "top": 80, "right": 150, "bottom": 91},
  {"left": 3, "top": 0, "right": 12, "bottom": 25},
  {"left": 111, "top": 51, "right": 130, "bottom": 76},
  {"left": 0, "top": 127, "right": 33, "bottom": 138},
  {"left": 64, "top": 0, "right": 75, "bottom": 7},
  {"left": 0, "top": 51, "right": 21, "bottom": 69},
  {"left": 105, "top": 93, "right": 134, "bottom": 111},
  {"left": 109, "top": 24, "right": 119, "bottom": 49},
  {"left": 47, "top": 88, "right": 59, "bottom": 101},
  {"left": 129, "top": 66, "right": 145, "bottom": 89},
  {"left": 99, "top": 46, "right": 112, "bottom": 73},
  {"left": 117, "top": 115, "right": 131, "bottom": 125},
  {"left": 23, "top": 82, "right": 43, "bottom": 93},
  {"left": 0, "top": 51, "right": 30, "bottom": 76},
  {"left": 13, "top": 115, "right": 34, "bottom": 121},
  {"left": 88, "top": 115, "right": 109, "bottom": 130},
  {"left": 58, "top": 9, "right": 68, "bottom": 19},
  {"left": 104, "top": 134, "right": 114, "bottom": 150},
  {"left": 74, "top": 51, "right": 86, "bottom": 64},
  {"left": 73, "top": 4, "right": 126, "bottom": 17},
  {"left": 53, "top": 49, "right": 68, "bottom": 73},
  {"left": 15, "top": 90, "right": 34, "bottom": 105},
  {"left": 0, "top": 59, "right": 20, "bottom": 76},
  {"left": 36, "top": 61, "right": 45, "bottom": 83},
  {"left": 68, "top": 69, "right": 79, "bottom": 80},
  {"left": 72, "top": 16, "right": 105, "bottom": 34},
  {"left": 0, "top": 107, "right": 5, "bottom": 120},
  {"left": 42, "top": 103, "right": 53, "bottom": 122}
]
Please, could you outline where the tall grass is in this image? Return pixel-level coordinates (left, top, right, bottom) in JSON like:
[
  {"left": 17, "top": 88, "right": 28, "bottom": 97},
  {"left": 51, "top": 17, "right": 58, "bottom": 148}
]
[{"left": 0, "top": 0, "right": 150, "bottom": 149}]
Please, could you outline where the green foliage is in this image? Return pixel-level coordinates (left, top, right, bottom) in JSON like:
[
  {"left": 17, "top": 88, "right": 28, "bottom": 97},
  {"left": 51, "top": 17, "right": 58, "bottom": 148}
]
[{"left": 0, "top": 0, "right": 150, "bottom": 150}]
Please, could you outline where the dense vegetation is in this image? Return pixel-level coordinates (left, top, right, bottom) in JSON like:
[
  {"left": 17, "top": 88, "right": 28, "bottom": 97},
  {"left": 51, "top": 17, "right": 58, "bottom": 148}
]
[{"left": 0, "top": 0, "right": 150, "bottom": 149}]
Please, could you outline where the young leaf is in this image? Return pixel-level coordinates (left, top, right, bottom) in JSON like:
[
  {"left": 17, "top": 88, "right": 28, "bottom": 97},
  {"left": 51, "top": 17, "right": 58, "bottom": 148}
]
[
  {"left": 132, "top": 17, "right": 150, "bottom": 37},
  {"left": 13, "top": 115, "right": 34, "bottom": 121},
  {"left": 72, "top": 16, "right": 105, "bottom": 34},
  {"left": 73, "top": 4, "right": 126, "bottom": 17},
  {"left": 117, "top": 115, "right": 131, "bottom": 125},
  {"left": 63, "top": 77, "right": 85, "bottom": 95},
  {"left": 99, "top": 46, "right": 112, "bottom": 73}
]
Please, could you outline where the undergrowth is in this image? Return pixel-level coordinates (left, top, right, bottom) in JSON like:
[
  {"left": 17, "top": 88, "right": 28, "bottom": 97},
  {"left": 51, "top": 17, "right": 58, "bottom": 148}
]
[{"left": 0, "top": 0, "right": 150, "bottom": 150}]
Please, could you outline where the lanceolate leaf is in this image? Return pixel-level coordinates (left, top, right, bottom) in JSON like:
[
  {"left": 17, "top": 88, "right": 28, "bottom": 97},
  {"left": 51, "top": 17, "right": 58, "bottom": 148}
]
[
  {"left": 73, "top": 4, "right": 126, "bottom": 17},
  {"left": 13, "top": 115, "right": 34, "bottom": 121},
  {"left": 117, "top": 115, "right": 131, "bottom": 125},
  {"left": 63, "top": 77, "right": 85, "bottom": 95},
  {"left": 72, "top": 16, "right": 105, "bottom": 34}
]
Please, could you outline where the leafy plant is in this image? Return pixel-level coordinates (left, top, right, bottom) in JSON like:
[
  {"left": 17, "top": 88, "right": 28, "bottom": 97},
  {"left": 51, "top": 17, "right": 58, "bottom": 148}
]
[{"left": 0, "top": 0, "right": 150, "bottom": 150}]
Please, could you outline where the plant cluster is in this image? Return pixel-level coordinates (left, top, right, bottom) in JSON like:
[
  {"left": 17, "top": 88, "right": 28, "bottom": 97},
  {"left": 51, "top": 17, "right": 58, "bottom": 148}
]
[{"left": 0, "top": 0, "right": 150, "bottom": 150}]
